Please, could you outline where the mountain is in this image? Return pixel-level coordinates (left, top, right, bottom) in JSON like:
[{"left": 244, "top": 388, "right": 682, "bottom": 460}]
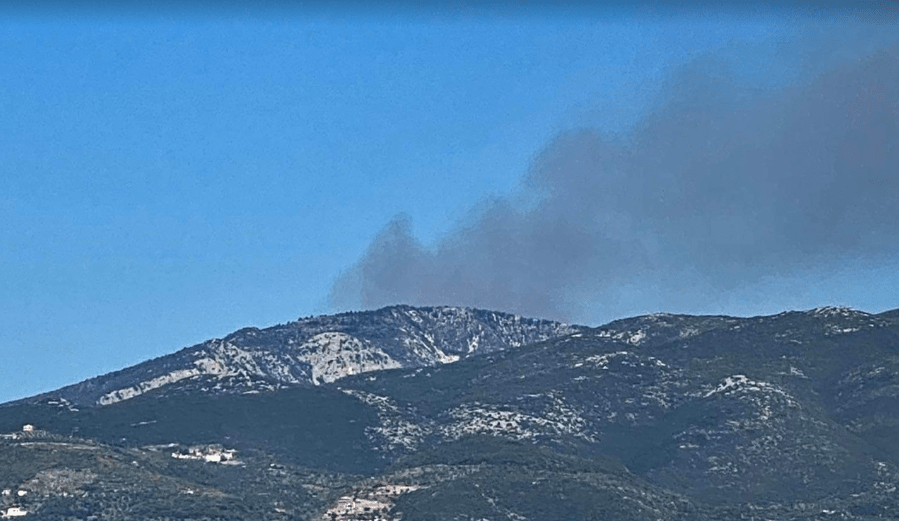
[
  {"left": 2, "top": 305, "right": 899, "bottom": 520},
  {"left": 13, "top": 305, "right": 581, "bottom": 407}
]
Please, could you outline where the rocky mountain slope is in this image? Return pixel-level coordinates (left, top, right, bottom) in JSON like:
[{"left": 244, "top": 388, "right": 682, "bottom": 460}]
[
  {"left": 14, "top": 306, "right": 580, "bottom": 407},
  {"left": 2, "top": 305, "right": 899, "bottom": 520}
]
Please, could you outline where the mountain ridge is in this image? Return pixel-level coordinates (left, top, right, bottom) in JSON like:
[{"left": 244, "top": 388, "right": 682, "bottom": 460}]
[
  {"left": 9, "top": 305, "right": 581, "bottom": 408},
  {"left": 3, "top": 304, "right": 899, "bottom": 520}
]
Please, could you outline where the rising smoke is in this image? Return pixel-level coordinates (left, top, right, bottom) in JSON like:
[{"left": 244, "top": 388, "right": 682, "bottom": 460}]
[{"left": 330, "top": 20, "right": 899, "bottom": 323}]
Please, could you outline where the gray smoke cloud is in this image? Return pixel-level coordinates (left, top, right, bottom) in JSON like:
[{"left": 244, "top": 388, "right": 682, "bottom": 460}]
[{"left": 330, "top": 23, "right": 899, "bottom": 323}]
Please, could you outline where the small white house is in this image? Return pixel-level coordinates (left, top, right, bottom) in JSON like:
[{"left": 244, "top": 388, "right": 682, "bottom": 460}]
[
  {"left": 21, "top": 425, "right": 34, "bottom": 433},
  {"left": 2, "top": 506, "right": 29, "bottom": 518}
]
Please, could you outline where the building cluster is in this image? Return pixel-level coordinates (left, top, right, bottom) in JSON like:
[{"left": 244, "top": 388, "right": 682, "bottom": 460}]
[
  {"left": 171, "top": 445, "right": 238, "bottom": 464},
  {"left": 1, "top": 426, "right": 36, "bottom": 517},
  {"left": 323, "top": 484, "right": 420, "bottom": 521}
]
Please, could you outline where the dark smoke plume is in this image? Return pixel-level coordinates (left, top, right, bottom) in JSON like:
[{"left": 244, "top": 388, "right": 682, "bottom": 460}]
[{"left": 330, "top": 24, "right": 899, "bottom": 323}]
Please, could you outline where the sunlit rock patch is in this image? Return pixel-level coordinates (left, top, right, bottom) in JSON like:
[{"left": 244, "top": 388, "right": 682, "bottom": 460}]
[
  {"left": 341, "top": 389, "right": 429, "bottom": 454},
  {"left": 304, "top": 333, "right": 403, "bottom": 385},
  {"left": 440, "top": 393, "right": 593, "bottom": 443}
]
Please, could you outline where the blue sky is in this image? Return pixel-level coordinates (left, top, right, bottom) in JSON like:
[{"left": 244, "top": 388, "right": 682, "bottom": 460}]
[{"left": 2, "top": 5, "right": 897, "bottom": 403}]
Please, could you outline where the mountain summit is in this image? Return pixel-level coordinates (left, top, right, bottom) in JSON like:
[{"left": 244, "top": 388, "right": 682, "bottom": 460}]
[{"left": 19, "top": 305, "right": 580, "bottom": 407}]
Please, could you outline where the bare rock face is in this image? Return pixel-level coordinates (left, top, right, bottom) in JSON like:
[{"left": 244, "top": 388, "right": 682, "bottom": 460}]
[{"left": 21, "top": 305, "right": 581, "bottom": 407}]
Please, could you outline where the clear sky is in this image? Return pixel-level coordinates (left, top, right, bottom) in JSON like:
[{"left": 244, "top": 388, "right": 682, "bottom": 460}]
[{"left": 2, "top": 3, "right": 898, "bottom": 403}]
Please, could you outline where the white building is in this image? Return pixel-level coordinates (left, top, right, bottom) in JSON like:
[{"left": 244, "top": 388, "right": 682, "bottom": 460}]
[
  {"left": 204, "top": 453, "right": 222, "bottom": 463},
  {"left": 21, "top": 425, "right": 34, "bottom": 433}
]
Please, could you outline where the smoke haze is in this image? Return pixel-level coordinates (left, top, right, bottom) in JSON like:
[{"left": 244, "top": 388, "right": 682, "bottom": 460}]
[{"left": 330, "top": 21, "right": 899, "bottom": 323}]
